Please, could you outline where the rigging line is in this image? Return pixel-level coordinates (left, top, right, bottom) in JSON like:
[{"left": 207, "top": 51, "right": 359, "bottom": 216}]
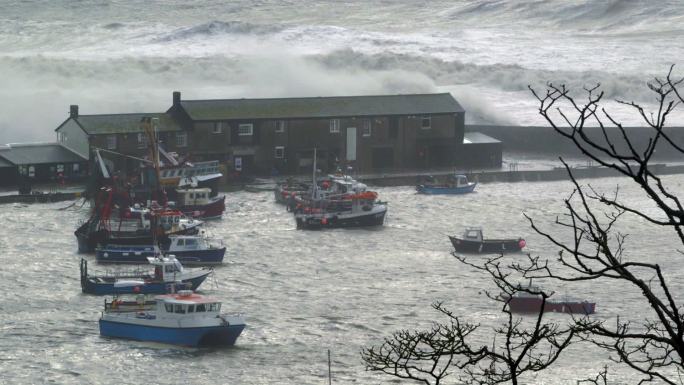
[{"left": 91, "top": 147, "right": 155, "bottom": 164}]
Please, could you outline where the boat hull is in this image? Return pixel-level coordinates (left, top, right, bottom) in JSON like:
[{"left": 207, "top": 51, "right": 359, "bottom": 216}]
[
  {"left": 99, "top": 320, "right": 244, "bottom": 347},
  {"left": 180, "top": 195, "right": 226, "bottom": 220},
  {"left": 76, "top": 224, "right": 200, "bottom": 253},
  {"left": 295, "top": 208, "right": 386, "bottom": 230},
  {"left": 96, "top": 246, "right": 226, "bottom": 265},
  {"left": 416, "top": 184, "right": 477, "bottom": 194},
  {"left": 449, "top": 236, "right": 523, "bottom": 254},
  {"left": 508, "top": 297, "right": 596, "bottom": 315},
  {"left": 81, "top": 272, "right": 210, "bottom": 295}
]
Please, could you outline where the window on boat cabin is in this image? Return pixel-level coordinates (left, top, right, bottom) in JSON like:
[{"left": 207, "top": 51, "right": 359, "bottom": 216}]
[
  {"left": 329, "top": 119, "right": 340, "bottom": 133},
  {"left": 187, "top": 304, "right": 195, "bottom": 313},
  {"left": 196, "top": 304, "right": 206, "bottom": 312},
  {"left": 362, "top": 119, "right": 371, "bottom": 137},
  {"left": 165, "top": 265, "right": 175, "bottom": 274},
  {"left": 208, "top": 303, "right": 220, "bottom": 312},
  {"left": 421, "top": 115, "right": 432, "bottom": 129},
  {"left": 238, "top": 123, "right": 253, "bottom": 136},
  {"left": 274, "top": 146, "right": 285, "bottom": 159},
  {"left": 176, "top": 132, "right": 188, "bottom": 147},
  {"left": 465, "top": 230, "right": 480, "bottom": 239},
  {"left": 176, "top": 238, "right": 185, "bottom": 246},
  {"left": 106, "top": 135, "right": 117, "bottom": 150},
  {"left": 174, "top": 304, "right": 186, "bottom": 314},
  {"left": 165, "top": 303, "right": 173, "bottom": 313},
  {"left": 185, "top": 238, "right": 198, "bottom": 248},
  {"left": 275, "top": 120, "right": 286, "bottom": 133},
  {"left": 213, "top": 122, "right": 223, "bottom": 134},
  {"left": 137, "top": 132, "right": 148, "bottom": 149}
]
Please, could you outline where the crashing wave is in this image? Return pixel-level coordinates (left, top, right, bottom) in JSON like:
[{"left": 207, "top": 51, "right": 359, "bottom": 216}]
[{"left": 153, "top": 20, "right": 284, "bottom": 42}]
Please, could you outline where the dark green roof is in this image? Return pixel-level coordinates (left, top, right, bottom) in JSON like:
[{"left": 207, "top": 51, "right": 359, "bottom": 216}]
[
  {"left": 0, "top": 156, "right": 12, "bottom": 168},
  {"left": 75, "top": 113, "right": 182, "bottom": 135},
  {"left": 179, "top": 93, "right": 464, "bottom": 121},
  {"left": 0, "top": 143, "right": 86, "bottom": 165}
]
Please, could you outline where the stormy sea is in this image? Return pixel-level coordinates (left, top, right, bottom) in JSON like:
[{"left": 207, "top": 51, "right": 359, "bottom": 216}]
[
  {"left": 1, "top": 0, "right": 684, "bottom": 144},
  {"left": 2, "top": 1, "right": 684, "bottom": 384}
]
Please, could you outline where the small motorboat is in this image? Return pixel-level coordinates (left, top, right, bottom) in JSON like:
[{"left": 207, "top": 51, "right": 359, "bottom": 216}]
[
  {"left": 172, "top": 188, "right": 226, "bottom": 220},
  {"left": 294, "top": 191, "right": 387, "bottom": 230},
  {"left": 416, "top": 174, "right": 476, "bottom": 194},
  {"left": 506, "top": 285, "right": 596, "bottom": 315},
  {"left": 449, "top": 227, "right": 525, "bottom": 253},
  {"left": 96, "top": 234, "right": 226, "bottom": 265},
  {"left": 80, "top": 255, "right": 212, "bottom": 295},
  {"left": 99, "top": 290, "right": 245, "bottom": 347}
]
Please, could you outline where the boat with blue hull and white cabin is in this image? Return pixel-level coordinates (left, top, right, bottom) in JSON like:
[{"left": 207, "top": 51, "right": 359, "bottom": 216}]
[
  {"left": 80, "top": 256, "right": 212, "bottom": 295},
  {"left": 95, "top": 234, "right": 226, "bottom": 265},
  {"left": 99, "top": 290, "right": 245, "bottom": 347},
  {"left": 416, "top": 174, "right": 477, "bottom": 194}
]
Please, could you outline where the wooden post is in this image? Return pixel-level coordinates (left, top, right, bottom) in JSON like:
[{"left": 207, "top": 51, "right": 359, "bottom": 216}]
[{"left": 328, "top": 349, "right": 332, "bottom": 385}]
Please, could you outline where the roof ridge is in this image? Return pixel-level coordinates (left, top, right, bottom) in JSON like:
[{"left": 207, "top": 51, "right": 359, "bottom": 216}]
[
  {"left": 180, "top": 92, "right": 453, "bottom": 103},
  {"left": 78, "top": 112, "right": 168, "bottom": 118}
]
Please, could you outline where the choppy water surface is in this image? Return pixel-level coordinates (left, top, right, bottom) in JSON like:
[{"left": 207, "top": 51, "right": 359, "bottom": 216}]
[{"left": 1, "top": 175, "right": 683, "bottom": 384}]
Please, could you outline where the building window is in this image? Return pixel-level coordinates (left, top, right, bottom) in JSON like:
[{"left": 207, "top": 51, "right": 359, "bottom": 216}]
[
  {"left": 106, "top": 135, "right": 117, "bottom": 150},
  {"left": 213, "top": 122, "right": 223, "bottom": 134},
  {"left": 362, "top": 119, "right": 372, "bottom": 137},
  {"left": 421, "top": 115, "right": 432, "bottom": 129},
  {"left": 176, "top": 132, "right": 188, "bottom": 147},
  {"left": 57, "top": 132, "right": 67, "bottom": 143},
  {"left": 275, "top": 120, "right": 286, "bottom": 133},
  {"left": 137, "top": 133, "right": 148, "bottom": 149},
  {"left": 238, "top": 123, "right": 253, "bottom": 136},
  {"left": 330, "top": 119, "right": 340, "bottom": 133},
  {"left": 274, "top": 146, "right": 285, "bottom": 159}
]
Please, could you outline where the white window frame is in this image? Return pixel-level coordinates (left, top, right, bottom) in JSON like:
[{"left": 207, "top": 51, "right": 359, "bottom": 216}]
[
  {"left": 213, "top": 122, "right": 223, "bottom": 134},
  {"left": 421, "top": 115, "right": 432, "bottom": 129},
  {"left": 330, "top": 119, "right": 340, "bottom": 133},
  {"left": 106, "top": 135, "right": 117, "bottom": 150},
  {"left": 176, "top": 132, "right": 188, "bottom": 147},
  {"left": 362, "top": 119, "right": 372, "bottom": 137},
  {"left": 275, "top": 120, "right": 286, "bottom": 133},
  {"left": 238, "top": 123, "right": 253, "bottom": 136},
  {"left": 137, "top": 132, "right": 148, "bottom": 149},
  {"left": 274, "top": 146, "right": 285, "bottom": 159}
]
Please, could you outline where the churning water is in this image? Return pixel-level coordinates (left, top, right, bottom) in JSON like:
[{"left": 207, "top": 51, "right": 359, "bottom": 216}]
[
  {"left": 1, "top": 174, "right": 683, "bottom": 383},
  {"left": 2, "top": 0, "right": 684, "bottom": 143}
]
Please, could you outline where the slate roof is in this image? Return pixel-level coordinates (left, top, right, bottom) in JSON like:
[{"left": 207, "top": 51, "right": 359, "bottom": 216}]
[
  {"left": 68, "top": 113, "right": 181, "bottom": 135},
  {"left": 0, "top": 143, "right": 87, "bottom": 165},
  {"left": 463, "top": 132, "right": 502, "bottom": 144},
  {"left": 0, "top": 156, "right": 12, "bottom": 168},
  {"left": 178, "top": 93, "right": 464, "bottom": 121}
]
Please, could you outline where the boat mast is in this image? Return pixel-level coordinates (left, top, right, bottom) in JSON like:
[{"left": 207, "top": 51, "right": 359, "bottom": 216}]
[{"left": 312, "top": 147, "right": 317, "bottom": 200}]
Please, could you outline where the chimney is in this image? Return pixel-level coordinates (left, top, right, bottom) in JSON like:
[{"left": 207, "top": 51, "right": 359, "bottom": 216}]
[
  {"left": 69, "top": 105, "right": 79, "bottom": 119},
  {"left": 172, "top": 91, "right": 181, "bottom": 107}
]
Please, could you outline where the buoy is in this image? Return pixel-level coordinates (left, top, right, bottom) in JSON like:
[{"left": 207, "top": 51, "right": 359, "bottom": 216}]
[
  {"left": 518, "top": 239, "right": 526, "bottom": 249},
  {"left": 321, "top": 217, "right": 328, "bottom": 225}
]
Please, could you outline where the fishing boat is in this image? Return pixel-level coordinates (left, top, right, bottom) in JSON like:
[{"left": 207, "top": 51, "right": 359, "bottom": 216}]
[
  {"left": 294, "top": 191, "right": 387, "bottom": 229},
  {"left": 96, "top": 234, "right": 226, "bottom": 265},
  {"left": 506, "top": 286, "right": 596, "bottom": 315},
  {"left": 80, "top": 256, "right": 212, "bottom": 295},
  {"left": 99, "top": 290, "right": 245, "bottom": 347},
  {"left": 172, "top": 188, "right": 226, "bottom": 219},
  {"left": 449, "top": 227, "right": 525, "bottom": 253},
  {"left": 76, "top": 205, "right": 203, "bottom": 253},
  {"left": 274, "top": 179, "right": 309, "bottom": 204},
  {"left": 416, "top": 174, "right": 476, "bottom": 194}
]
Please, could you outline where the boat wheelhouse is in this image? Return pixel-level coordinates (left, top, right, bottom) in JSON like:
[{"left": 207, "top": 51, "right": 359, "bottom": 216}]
[
  {"left": 99, "top": 290, "right": 245, "bottom": 347},
  {"left": 95, "top": 234, "right": 225, "bottom": 265},
  {"left": 80, "top": 256, "right": 212, "bottom": 295},
  {"left": 172, "top": 188, "right": 226, "bottom": 219}
]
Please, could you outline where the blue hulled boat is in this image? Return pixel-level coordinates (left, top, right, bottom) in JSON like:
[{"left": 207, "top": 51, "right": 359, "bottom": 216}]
[
  {"left": 80, "top": 256, "right": 212, "bottom": 295},
  {"left": 416, "top": 174, "right": 477, "bottom": 195},
  {"left": 96, "top": 235, "right": 226, "bottom": 265},
  {"left": 99, "top": 290, "right": 245, "bottom": 347}
]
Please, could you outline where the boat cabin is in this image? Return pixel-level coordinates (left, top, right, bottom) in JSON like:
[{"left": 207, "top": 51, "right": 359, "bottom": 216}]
[
  {"left": 168, "top": 235, "right": 213, "bottom": 251},
  {"left": 155, "top": 290, "right": 222, "bottom": 317},
  {"left": 148, "top": 256, "right": 185, "bottom": 282},
  {"left": 174, "top": 188, "right": 213, "bottom": 206},
  {"left": 463, "top": 227, "right": 484, "bottom": 242}
]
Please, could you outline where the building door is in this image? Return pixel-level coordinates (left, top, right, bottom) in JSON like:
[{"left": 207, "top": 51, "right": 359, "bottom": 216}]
[{"left": 346, "top": 127, "right": 357, "bottom": 161}]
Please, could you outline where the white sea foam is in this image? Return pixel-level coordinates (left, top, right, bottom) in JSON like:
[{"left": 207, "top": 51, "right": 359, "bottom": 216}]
[{"left": 0, "top": 0, "right": 683, "bottom": 142}]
